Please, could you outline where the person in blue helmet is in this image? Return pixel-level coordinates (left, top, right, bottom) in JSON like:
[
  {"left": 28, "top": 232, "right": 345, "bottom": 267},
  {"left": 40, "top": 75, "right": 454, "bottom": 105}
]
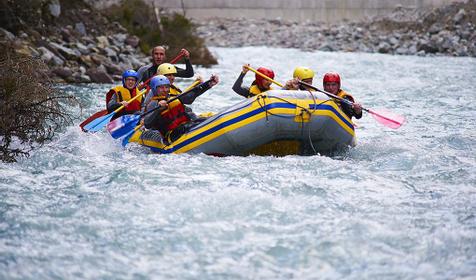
[
  {"left": 143, "top": 74, "right": 219, "bottom": 142},
  {"left": 106, "top": 70, "right": 143, "bottom": 119}
]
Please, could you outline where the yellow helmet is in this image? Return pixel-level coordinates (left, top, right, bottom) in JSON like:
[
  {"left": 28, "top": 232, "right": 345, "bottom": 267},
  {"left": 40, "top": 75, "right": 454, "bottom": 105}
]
[
  {"left": 293, "top": 67, "right": 315, "bottom": 80},
  {"left": 157, "top": 63, "right": 177, "bottom": 75}
]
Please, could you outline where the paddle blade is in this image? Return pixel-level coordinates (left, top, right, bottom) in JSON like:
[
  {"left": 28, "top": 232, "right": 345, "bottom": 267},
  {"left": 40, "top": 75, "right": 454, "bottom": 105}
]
[
  {"left": 83, "top": 112, "right": 115, "bottom": 132},
  {"left": 368, "top": 109, "right": 405, "bottom": 129},
  {"left": 79, "top": 110, "right": 108, "bottom": 132},
  {"left": 107, "top": 114, "right": 141, "bottom": 139},
  {"left": 121, "top": 129, "right": 136, "bottom": 147}
]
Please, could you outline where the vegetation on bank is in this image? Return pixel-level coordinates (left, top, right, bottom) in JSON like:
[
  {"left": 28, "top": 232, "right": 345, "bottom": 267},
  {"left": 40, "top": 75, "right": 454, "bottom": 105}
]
[
  {"left": 104, "top": 0, "right": 217, "bottom": 66},
  {"left": 0, "top": 42, "right": 77, "bottom": 162}
]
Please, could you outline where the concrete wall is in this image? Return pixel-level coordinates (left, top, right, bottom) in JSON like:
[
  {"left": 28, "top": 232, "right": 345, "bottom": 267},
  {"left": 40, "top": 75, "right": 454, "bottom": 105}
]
[
  {"left": 90, "top": 0, "right": 463, "bottom": 23},
  {"left": 151, "top": 0, "right": 462, "bottom": 23}
]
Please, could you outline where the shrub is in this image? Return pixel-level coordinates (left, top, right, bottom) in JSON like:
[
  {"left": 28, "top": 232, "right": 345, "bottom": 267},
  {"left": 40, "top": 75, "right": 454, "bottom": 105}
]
[
  {"left": 0, "top": 43, "right": 77, "bottom": 162},
  {"left": 105, "top": 0, "right": 217, "bottom": 66}
]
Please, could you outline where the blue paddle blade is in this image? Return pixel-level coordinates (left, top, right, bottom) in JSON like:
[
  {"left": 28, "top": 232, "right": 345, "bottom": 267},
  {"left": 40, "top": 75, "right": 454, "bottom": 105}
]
[
  {"left": 121, "top": 129, "right": 136, "bottom": 147},
  {"left": 83, "top": 112, "right": 115, "bottom": 132},
  {"left": 107, "top": 114, "right": 141, "bottom": 139}
]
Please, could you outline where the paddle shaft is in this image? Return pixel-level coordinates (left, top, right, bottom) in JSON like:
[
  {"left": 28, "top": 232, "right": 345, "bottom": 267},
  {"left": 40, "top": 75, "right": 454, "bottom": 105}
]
[
  {"left": 298, "top": 81, "right": 356, "bottom": 107},
  {"left": 140, "top": 79, "right": 211, "bottom": 118},
  {"left": 112, "top": 88, "right": 147, "bottom": 114},
  {"left": 138, "top": 52, "right": 185, "bottom": 90},
  {"left": 244, "top": 66, "right": 284, "bottom": 88},
  {"left": 298, "top": 81, "right": 403, "bottom": 126}
]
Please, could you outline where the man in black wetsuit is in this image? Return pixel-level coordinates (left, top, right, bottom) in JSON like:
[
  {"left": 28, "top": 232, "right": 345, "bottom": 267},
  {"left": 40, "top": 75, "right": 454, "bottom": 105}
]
[{"left": 136, "top": 46, "right": 195, "bottom": 84}]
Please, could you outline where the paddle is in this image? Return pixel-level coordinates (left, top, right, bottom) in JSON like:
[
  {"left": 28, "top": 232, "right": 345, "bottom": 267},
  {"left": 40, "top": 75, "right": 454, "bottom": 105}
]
[
  {"left": 79, "top": 52, "right": 185, "bottom": 131},
  {"left": 82, "top": 88, "right": 147, "bottom": 133},
  {"left": 107, "top": 79, "right": 201, "bottom": 140},
  {"left": 244, "top": 65, "right": 284, "bottom": 87},
  {"left": 298, "top": 80, "right": 405, "bottom": 129},
  {"left": 107, "top": 79, "right": 209, "bottom": 146}
]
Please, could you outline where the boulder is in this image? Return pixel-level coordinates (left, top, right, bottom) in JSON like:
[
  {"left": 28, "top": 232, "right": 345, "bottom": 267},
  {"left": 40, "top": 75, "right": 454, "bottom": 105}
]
[
  {"left": 52, "top": 67, "right": 73, "bottom": 79},
  {"left": 86, "top": 68, "right": 114, "bottom": 83},
  {"left": 125, "top": 35, "right": 140, "bottom": 48}
]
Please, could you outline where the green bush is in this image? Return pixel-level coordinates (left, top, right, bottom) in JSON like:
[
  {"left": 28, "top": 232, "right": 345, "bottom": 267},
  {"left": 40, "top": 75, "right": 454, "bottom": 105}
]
[{"left": 105, "top": 0, "right": 217, "bottom": 66}]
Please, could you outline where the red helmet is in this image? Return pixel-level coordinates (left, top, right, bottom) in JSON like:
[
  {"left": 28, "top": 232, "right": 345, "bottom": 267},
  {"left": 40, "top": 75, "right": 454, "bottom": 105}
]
[
  {"left": 323, "top": 72, "right": 341, "bottom": 86},
  {"left": 255, "top": 67, "right": 275, "bottom": 87}
]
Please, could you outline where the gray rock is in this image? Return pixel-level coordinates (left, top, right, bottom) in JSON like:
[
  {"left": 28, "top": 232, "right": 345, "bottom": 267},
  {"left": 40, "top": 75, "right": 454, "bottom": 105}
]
[
  {"left": 0, "top": 27, "right": 15, "bottom": 40},
  {"left": 48, "top": 0, "right": 61, "bottom": 18},
  {"left": 377, "top": 42, "right": 391, "bottom": 53},
  {"left": 408, "top": 44, "right": 418, "bottom": 54},
  {"left": 79, "top": 66, "right": 86, "bottom": 74},
  {"left": 53, "top": 67, "right": 73, "bottom": 79},
  {"left": 103, "top": 62, "right": 123, "bottom": 75},
  {"left": 125, "top": 35, "right": 140, "bottom": 48},
  {"left": 49, "top": 42, "right": 81, "bottom": 60},
  {"left": 112, "top": 33, "right": 127, "bottom": 44},
  {"left": 395, "top": 47, "right": 407, "bottom": 55},
  {"left": 318, "top": 44, "right": 334, "bottom": 52},
  {"left": 90, "top": 53, "right": 108, "bottom": 65},
  {"left": 453, "top": 9, "right": 466, "bottom": 24},
  {"left": 51, "top": 55, "right": 65, "bottom": 66},
  {"left": 103, "top": 47, "right": 117, "bottom": 58},
  {"left": 417, "top": 40, "right": 438, "bottom": 53},
  {"left": 75, "top": 42, "right": 90, "bottom": 55},
  {"left": 75, "top": 22, "right": 87, "bottom": 36},
  {"left": 389, "top": 37, "right": 399, "bottom": 45},
  {"left": 428, "top": 23, "right": 443, "bottom": 35},
  {"left": 86, "top": 68, "right": 114, "bottom": 83}
]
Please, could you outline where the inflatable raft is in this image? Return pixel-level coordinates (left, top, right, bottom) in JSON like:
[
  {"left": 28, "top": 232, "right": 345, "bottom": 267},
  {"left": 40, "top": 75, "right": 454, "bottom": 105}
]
[{"left": 128, "top": 90, "right": 356, "bottom": 156}]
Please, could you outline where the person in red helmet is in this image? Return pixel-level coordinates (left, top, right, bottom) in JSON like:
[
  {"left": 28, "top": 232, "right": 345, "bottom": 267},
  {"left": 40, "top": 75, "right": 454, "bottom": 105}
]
[
  {"left": 323, "top": 72, "right": 362, "bottom": 119},
  {"left": 232, "top": 64, "right": 274, "bottom": 98}
]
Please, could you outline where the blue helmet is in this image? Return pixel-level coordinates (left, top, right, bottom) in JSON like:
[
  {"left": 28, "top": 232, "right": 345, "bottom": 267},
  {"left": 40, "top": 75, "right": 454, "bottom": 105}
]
[
  {"left": 150, "top": 75, "right": 170, "bottom": 91},
  {"left": 122, "top": 70, "right": 139, "bottom": 87}
]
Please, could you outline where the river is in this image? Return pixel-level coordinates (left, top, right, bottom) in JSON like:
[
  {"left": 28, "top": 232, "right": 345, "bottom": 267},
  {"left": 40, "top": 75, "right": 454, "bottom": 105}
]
[{"left": 1, "top": 47, "right": 475, "bottom": 279}]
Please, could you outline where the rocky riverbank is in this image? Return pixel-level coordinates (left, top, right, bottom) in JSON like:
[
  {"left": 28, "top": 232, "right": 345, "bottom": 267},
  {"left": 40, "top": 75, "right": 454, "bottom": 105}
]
[
  {"left": 194, "top": 0, "right": 476, "bottom": 57},
  {"left": 1, "top": 0, "right": 149, "bottom": 84},
  {"left": 0, "top": 0, "right": 215, "bottom": 84}
]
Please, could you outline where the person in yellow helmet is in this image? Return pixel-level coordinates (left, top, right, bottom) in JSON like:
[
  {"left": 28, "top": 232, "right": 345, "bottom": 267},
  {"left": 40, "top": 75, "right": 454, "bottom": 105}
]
[
  {"left": 157, "top": 63, "right": 184, "bottom": 97},
  {"left": 148, "top": 62, "right": 204, "bottom": 120},
  {"left": 284, "top": 67, "right": 315, "bottom": 90}
]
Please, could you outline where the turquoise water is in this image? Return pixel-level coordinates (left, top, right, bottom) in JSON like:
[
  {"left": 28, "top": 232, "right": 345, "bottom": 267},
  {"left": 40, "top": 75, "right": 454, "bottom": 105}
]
[{"left": 1, "top": 47, "right": 475, "bottom": 279}]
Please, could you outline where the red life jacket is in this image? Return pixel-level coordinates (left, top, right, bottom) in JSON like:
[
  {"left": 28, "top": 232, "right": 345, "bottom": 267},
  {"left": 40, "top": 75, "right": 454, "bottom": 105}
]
[
  {"left": 160, "top": 99, "right": 190, "bottom": 136},
  {"left": 106, "top": 86, "right": 142, "bottom": 113}
]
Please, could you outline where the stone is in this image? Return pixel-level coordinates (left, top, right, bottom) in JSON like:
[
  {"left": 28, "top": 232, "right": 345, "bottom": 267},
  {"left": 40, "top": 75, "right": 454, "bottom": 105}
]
[
  {"left": 75, "top": 42, "right": 90, "bottom": 55},
  {"left": 125, "top": 35, "right": 140, "bottom": 48},
  {"left": 75, "top": 22, "right": 87, "bottom": 36},
  {"left": 86, "top": 68, "right": 114, "bottom": 83},
  {"left": 453, "top": 9, "right": 466, "bottom": 24},
  {"left": 53, "top": 67, "right": 73, "bottom": 79},
  {"left": 79, "top": 55, "right": 95, "bottom": 67},
  {"left": 90, "top": 53, "right": 108, "bottom": 65},
  {"left": 417, "top": 40, "right": 438, "bottom": 54},
  {"left": 103, "top": 47, "right": 117, "bottom": 58},
  {"left": 377, "top": 42, "right": 391, "bottom": 53},
  {"left": 48, "top": 0, "right": 61, "bottom": 18},
  {"left": 49, "top": 42, "right": 81, "bottom": 60},
  {"left": 103, "top": 62, "right": 123, "bottom": 75},
  {"left": 0, "top": 28, "right": 15, "bottom": 41},
  {"left": 96, "top": 36, "right": 109, "bottom": 49}
]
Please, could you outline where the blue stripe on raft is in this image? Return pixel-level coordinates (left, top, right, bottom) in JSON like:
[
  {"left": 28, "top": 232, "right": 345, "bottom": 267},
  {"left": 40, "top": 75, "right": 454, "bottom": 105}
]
[
  {"left": 149, "top": 102, "right": 353, "bottom": 153},
  {"left": 309, "top": 104, "right": 354, "bottom": 131}
]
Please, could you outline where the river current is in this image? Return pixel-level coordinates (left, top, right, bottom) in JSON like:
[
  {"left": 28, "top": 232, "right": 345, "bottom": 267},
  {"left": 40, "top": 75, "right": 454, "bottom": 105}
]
[{"left": 1, "top": 47, "right": 475, "bottom": 279}]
